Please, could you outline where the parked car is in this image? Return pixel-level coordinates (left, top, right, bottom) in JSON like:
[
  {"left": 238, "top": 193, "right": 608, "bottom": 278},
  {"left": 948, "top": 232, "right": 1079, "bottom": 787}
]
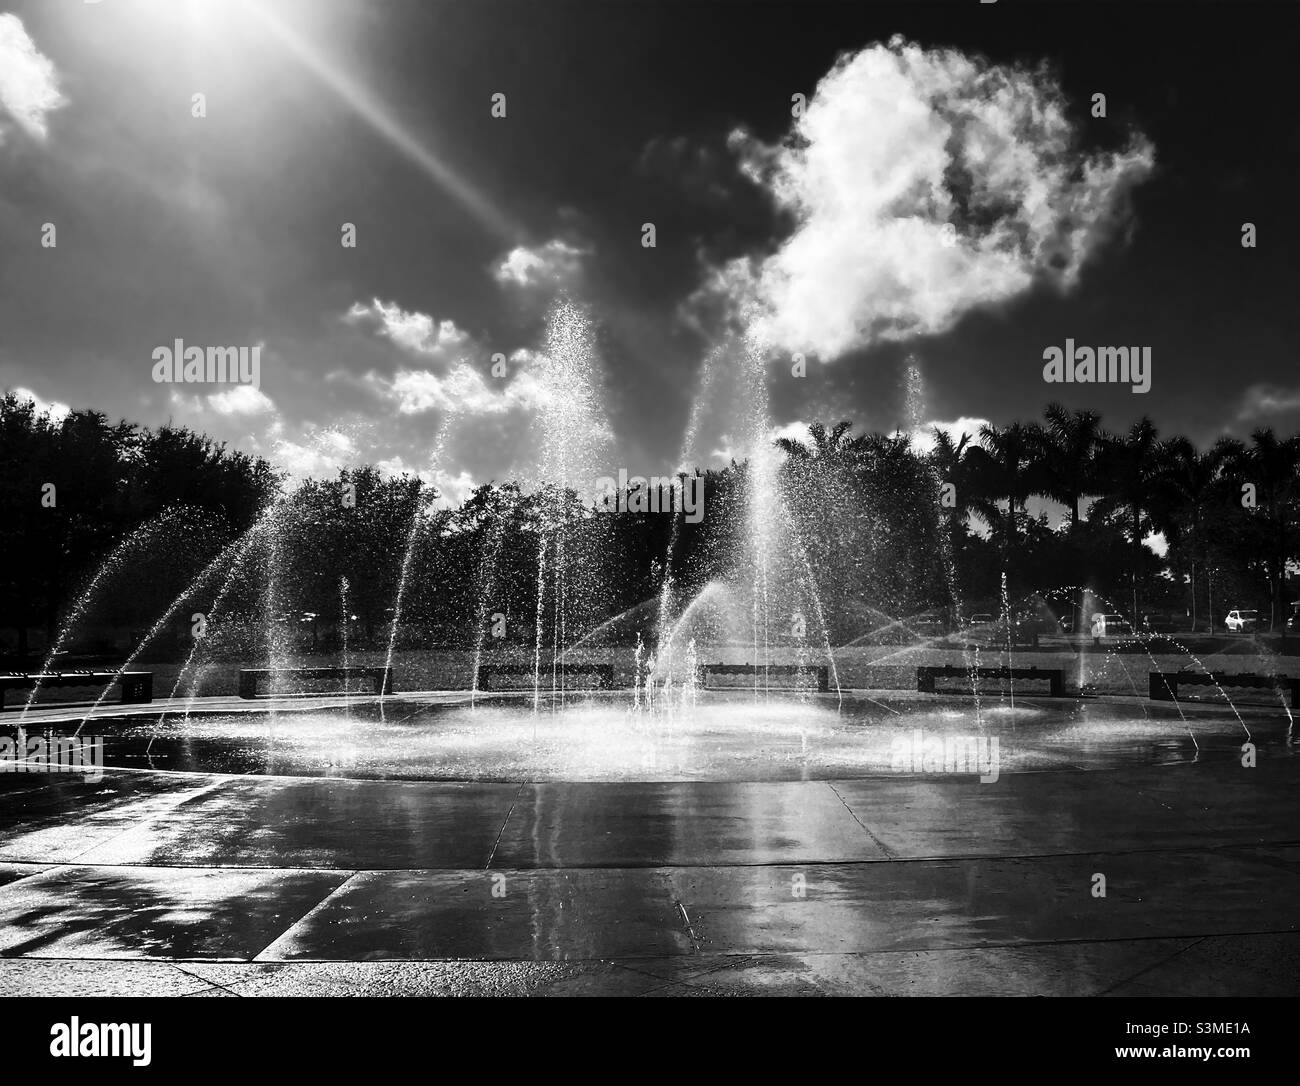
[
  {"left": 912, "top": 616, "right": 947, "bottom": 638},
  {"left": 1091, "top": 613, "right": 1133, "bottom": 637},
  {"left": 968, "top": 613, "right": 994, "bottom": 626},
  {"left": 1225, "top": 609, "right": 1258, "bottom": 633}
]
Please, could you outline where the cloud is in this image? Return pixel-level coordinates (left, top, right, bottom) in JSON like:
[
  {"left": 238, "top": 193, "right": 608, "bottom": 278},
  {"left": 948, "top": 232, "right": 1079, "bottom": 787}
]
[
  {"left": 909, "top": 416, "right": 991, "bottom": 453},
  {"left": 0, "top": 14, "right": 66, "bottom": 143},
  {"left": 206, "top": 384, "right": 276, "bottom": 417},
  {"left": 346, "top": 296, "right": 554, "bottom": 416},
  {"left": 1235, "top": 383, "right": 1300, "bottom": 422},
  {"left": 365, "top": 350, "right": 551, "bottom": 418},
  {"left": 272, "top": 429, "right": 358, "bottom": 480},
  {"left": 770, "top": 420, "right": 812, "bottom": 448},
  {"left": 12, "top": 386, "right": 70, "bottom": 422},
  {"left": 492, "top": 239, "right": 586, "bottom": 289},
  {"left": 706, "top": 36, "right": 1155, "bottom": 359},
  {"left": 430, "top": 468, "right": 476, "bottom": 507},
  {"left": 343, "top": 296, "right": 609, "bottom": 493},
  {"left": 707, "top": 422, "right": 807, "bottom": 467},
  {"left": 346, "top": 299, "right": 471, "bottom": 356}
]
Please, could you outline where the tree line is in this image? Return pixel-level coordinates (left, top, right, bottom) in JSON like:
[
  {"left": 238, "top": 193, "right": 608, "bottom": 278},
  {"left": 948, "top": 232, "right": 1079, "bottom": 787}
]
[{"left": 2, "top": 391, "right": 1296, "bottom": 660}]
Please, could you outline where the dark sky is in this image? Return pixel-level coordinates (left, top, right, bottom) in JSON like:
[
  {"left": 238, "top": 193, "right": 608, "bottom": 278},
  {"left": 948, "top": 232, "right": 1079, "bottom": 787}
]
[{"left": 1, "top": 0, "right": 1295, "bottom": 499}]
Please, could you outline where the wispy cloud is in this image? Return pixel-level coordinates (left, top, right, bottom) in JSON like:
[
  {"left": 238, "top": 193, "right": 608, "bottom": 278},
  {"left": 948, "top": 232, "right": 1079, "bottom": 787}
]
[
  {"left": 0, "top": 14, "right": 65, "bottom": 144},
  {"left": 1236, "top": 383, "right": 1300, "bottom": 423}
]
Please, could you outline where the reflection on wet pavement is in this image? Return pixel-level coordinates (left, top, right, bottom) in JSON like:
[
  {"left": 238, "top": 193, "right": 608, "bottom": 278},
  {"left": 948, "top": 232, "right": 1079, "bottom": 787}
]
[{"left": 0, "top": 692, "right": 1296, "bottom": 995}]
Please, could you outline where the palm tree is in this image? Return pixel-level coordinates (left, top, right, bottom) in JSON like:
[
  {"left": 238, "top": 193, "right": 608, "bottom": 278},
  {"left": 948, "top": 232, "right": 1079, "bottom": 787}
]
[
  {"left": 928, "top": 427, "right": 976, "bottom": 516},
  {"left": 774, "top": 421, "right": 862, "bottom": 636},
  {"left": 1036, "top": 403, "right": 1102, "bottom": 528},
  {"left": 775, "top": 420, "right": 858, "bottom": 464},
  {"left": 966, "top": 421, "right": 1041, "bottom": 554},
  {"left": 1150, "top": 437, "right": 1227, "bottom": 631},
  {"left": 1033, "top": 405, "right": 1103, "bottom": 631},
  {"left": 1091, "top": 418, "right": 1162, "bottom": 621},
  {"left": 1215, "top": 429, "right": 1300, "bottom": 640}
]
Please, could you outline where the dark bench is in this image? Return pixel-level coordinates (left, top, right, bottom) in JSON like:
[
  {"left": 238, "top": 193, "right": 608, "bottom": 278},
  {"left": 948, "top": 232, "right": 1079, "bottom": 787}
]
[
  {"left": 238, "top": 667, "right": 394, "bottom": 699},
  {"left": 918, "top": 665, "right": 1064, "bottom": 697},
  {"left": 0, "top": 670, "right": 153, "bottom": 709},
  {"left": 962, "top": 632, "right": 1040, "bottom": 650},
  {"left": 476, "top": 663, "right": 614, "bottom": 690},
  {"left": 1149, "top": 671, "right": 1299, "bottom": 704},
  {"left": 701, "top": 663, "right": 830, "bottom": 692}
]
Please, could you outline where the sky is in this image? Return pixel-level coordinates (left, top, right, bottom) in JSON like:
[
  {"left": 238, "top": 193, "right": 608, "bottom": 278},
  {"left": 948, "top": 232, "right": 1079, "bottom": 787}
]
[{"left": 1, "top": 0, "right": 1297, "bottom": 508}]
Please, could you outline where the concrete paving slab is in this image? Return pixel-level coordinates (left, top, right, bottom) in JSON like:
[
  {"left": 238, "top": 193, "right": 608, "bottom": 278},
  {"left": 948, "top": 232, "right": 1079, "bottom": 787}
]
[
  {"left": 0, "top": 958, "right": 223, "bottom": 997},
  {"left": 259, "top": 868, "right": 693, "bottom": 962},
  {"left": 1101, "top": 932, "right": 1300, "bottom": 997},
  {"left": 0, "top": 863, "right": 48, "bottom": 888},
  {"left": 4, "top": 936, "right": 1290, "bottom": 996},
  {"left": 0, "top": 774, "right": 232, "bottom": 863},
  {"left": 663, "top": 850, "right": 1300, "bottom": 957},
  {"left": 1099, "top": 762, "right": 1300, "bottom": 844},
  {"left": 183, "top": 958, "right": 668, "bottom": 997},
  {"left": 0, "top": 864, "right": 350, "bottom": 959},
  {"left": 828, "top": 771, "right": 1213, "bottom": 861},
  {"left": 490, "top": 781, "right": 887, "bottom": 868},
  {"left": 71, "top": 777, "right": 522, "bottom": 869},
  {"left": 0, "top": 771, "right": 203, "bottom": 824},
  {"left": 619, "top": 941, "right": 1226, "bottom": 996}
]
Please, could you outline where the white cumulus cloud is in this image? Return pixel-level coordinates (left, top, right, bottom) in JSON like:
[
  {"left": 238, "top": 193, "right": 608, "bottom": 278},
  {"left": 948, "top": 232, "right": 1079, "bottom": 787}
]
[
  {"left": 12, "top": 386, "right": 70, "bottom": 421},
  {"left": 366, "top": 350, "right": 552, "bottom": 418},
  {"left": 206, "top": 384, "right": 275, "bottom": 417},
  {"left": 909, "top": 416, "right": 991, "bottom": 453},
  {"left": 272, "top": 429, "right": 358, "bottom": 481},
  {"left": 492, "top": 239, "right": 586, "bottom": 289},
  {"left": 346, "top": 299, "right": 471, "bottom": 356},
  {"left": 709, "top": 36, "right": 1155, "bottom": 359}
]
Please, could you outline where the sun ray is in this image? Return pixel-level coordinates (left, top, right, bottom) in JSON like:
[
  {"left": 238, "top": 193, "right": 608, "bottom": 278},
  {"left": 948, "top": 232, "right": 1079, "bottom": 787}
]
[{"left": 241, "top": 0, "right": 519, "bottom": 242}]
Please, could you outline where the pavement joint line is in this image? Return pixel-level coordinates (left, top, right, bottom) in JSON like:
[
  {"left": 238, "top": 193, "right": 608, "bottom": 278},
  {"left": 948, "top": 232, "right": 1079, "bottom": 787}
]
[
  {"left": 4, "top": 837, "right": 1300, "bottom": 874},
  {"left": 673, "top": 899, "right": 702, "bottom": 953},
  {"left": 484, "top": 782, "right": 528, "bottom": 869},
  {"left": 1094, "top": 936, "right": 1208, "bottom": 997},
  {"left": 59, "top": 778, "right": 237, "bottom": 866},
  {"left": 167, "top": 962, "right": 247, "bottom": 998},
  {"left": 825, "top": 781, "right": 898, "bottom": 859},
  {"left": 246, "top": 870, "right": 362, "bottom": 964},
  {"left": 609, "top": 954, "right": 759, "bottom": 987},
  {"left": 4, "top": 931, "right": 1300, "bottom": 969}
]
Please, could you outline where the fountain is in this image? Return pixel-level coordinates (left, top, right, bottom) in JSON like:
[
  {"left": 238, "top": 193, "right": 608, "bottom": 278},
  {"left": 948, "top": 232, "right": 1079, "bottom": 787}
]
[{"left": 5, "top": 299, "right": 1289, "bottom": 790}]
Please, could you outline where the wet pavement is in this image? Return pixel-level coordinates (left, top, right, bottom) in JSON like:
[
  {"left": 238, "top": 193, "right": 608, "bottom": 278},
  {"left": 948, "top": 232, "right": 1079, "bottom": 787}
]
[{"left": 0, "top": 693, "right": 1296, "bottom": 996}]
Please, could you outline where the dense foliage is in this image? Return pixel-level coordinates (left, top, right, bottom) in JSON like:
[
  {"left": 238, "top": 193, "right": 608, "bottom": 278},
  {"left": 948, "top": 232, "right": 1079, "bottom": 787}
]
[{"left": 2, "top": 392, "right": 1297, "bottom": 660}]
